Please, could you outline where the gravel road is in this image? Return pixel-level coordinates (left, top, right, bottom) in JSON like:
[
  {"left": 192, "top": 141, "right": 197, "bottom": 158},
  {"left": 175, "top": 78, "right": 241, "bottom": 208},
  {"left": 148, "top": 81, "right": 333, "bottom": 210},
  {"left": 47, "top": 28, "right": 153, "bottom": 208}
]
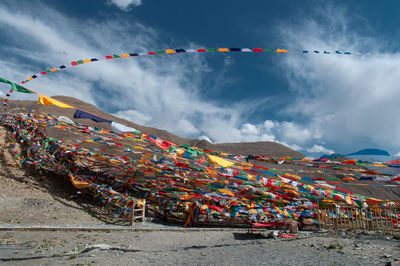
[{"left": 0, "top": 230, "right": 398, "bottom": 265}]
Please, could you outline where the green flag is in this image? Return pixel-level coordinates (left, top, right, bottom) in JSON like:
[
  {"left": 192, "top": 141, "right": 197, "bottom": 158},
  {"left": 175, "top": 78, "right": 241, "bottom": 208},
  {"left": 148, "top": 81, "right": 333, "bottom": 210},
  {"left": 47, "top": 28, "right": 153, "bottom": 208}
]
[{"left": 0, "top": 77, "right": 35, "bottom": 94}]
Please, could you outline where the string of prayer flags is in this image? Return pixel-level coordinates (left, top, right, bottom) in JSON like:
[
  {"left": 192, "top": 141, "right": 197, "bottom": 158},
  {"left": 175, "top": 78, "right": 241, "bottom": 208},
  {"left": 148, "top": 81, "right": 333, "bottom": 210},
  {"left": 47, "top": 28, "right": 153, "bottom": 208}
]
[{"left": 18, "top": 47, "right": 354, "bottom": 85}]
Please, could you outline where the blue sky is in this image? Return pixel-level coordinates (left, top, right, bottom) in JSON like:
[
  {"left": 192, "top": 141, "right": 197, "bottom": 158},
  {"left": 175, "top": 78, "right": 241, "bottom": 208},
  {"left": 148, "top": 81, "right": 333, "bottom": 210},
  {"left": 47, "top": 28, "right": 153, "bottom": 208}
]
[{"left": 1, "top": 0, "right": 400, "bottom": 157}]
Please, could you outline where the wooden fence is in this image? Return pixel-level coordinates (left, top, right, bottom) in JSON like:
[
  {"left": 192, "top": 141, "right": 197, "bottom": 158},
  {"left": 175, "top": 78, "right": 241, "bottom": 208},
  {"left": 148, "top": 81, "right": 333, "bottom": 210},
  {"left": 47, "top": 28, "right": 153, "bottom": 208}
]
[{"left": 317, "top": 204, "right": 399, "bottom": 234}]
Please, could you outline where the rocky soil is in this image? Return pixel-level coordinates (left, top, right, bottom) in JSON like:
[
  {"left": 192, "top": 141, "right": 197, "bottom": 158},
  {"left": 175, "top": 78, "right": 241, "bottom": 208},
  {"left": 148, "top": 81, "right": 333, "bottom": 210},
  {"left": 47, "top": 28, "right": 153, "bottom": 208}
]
[
  {"left": 0, "top": 127, "right": 109, "bottom": 226},
  {"left": 0, "top": 230, "right": 399, "bottom": 265}
]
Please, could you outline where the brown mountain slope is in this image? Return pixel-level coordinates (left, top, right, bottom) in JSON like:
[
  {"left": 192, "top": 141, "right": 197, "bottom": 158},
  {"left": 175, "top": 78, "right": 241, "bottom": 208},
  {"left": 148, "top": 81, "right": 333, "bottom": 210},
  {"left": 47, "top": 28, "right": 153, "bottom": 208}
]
[
  {"left": 1, "top": 96, "right": 399, "bottom": 203},
  {"left": 5, "top": 96, "right": 305, "bottom": 158},
  {"left": 4, "top": 96, "right": 399, "bottom": 201}
]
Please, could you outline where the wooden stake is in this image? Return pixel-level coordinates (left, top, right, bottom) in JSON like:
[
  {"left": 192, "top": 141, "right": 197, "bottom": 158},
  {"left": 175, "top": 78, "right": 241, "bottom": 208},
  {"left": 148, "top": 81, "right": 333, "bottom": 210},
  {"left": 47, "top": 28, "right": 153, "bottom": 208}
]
[
  {"left": 317, "top": 204, "right": 321, "bottom": 230},
  {"left": 130, "top": 201, "right": 135, "bottom": 226},
  {"left": 360, "top": 208, "right": 365, "bottom": 231},
  {"left": 142, "top": 200, "right": 146, "bottom": 223}
]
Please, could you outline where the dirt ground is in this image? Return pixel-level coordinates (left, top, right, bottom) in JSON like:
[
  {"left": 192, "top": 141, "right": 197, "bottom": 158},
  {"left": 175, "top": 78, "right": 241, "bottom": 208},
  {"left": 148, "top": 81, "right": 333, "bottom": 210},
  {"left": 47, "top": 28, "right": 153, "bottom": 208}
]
[
  {"left": 0, "top": 127, "right": 114, "bottom": 226},
  {"left": 0, "top": 230, "right": 399, "bottom": 265}
]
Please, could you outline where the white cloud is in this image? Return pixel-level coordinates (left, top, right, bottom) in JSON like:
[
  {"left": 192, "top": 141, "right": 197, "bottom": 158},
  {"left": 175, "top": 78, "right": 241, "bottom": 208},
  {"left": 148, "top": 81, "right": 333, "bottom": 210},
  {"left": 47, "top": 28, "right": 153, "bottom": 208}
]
[
  {"left": 393, "top": 152, "right": 400, "bottom": 158},
  {"left": 261, "top": 133, "right": 275, "bottom": 142},
  {"left": 176, "top": 119, "right": 200, "bottom": 135},
  {"left": 108, "top": 0, "right": 142, "bottom": 11},
  {"left": 263, "top": 120, "right": 276, "bottom": 131},
  {"left": 0, "top": 2, "right": 364, "bottom": 157},
  {"left": 274, "top": 5, "right": 400, "bottom": 155},
  {"left": 306, "top": 145, "right": 334, "bottom": 155},
  {"left": 198, "top": 135, "right": 213, "bottom": 143},
  {"left": 0, "top": 2, "right": 242, "bottom": 147},
  {"left": 280, "top": 122, "right": 314, "bottom": 144},
  {"left": 113, "top": 109, "right": 152, "bottom": 125},
  {"left": 277, "top": 141, "right": 303, "bottom": 152},
  {"left": 240, "top": 123, "right": 259, "bottom": 135}
]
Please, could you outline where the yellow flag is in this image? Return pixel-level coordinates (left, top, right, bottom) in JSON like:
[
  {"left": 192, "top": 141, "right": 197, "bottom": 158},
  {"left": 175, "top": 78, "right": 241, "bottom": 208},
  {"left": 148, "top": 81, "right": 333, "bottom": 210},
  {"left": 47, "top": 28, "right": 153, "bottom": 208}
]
[
  {"left": 69, "top": 174, "right": 89, "bottom": 189},
  {"left": 218, "top": 189, "right": 235, "bottom": 197},
  {"left": 277, "top": 48, "right": 288, "bottom": 53},
  {"left": 345, "top": 196, "right": 353, "bottom": 205},
  {"left": 208, "top": 154, "right": 235, "bottom": 168},
  {"left": 38, "top": 95, "right": 74, "bottom": 108}
]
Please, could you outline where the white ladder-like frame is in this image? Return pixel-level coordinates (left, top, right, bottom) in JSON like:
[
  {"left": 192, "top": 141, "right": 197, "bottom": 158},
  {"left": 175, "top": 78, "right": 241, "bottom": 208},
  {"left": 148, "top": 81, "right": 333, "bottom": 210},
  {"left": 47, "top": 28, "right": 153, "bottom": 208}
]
[{"left": 130, "top": 200, "right": 146, "bottom": 226}]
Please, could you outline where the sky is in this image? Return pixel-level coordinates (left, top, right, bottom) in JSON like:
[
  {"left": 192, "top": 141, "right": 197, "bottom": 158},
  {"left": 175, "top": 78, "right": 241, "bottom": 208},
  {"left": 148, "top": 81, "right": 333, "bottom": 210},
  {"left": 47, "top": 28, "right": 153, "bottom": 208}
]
[{"left": 1, "top": 0, "right": 400, "bottom": 157}]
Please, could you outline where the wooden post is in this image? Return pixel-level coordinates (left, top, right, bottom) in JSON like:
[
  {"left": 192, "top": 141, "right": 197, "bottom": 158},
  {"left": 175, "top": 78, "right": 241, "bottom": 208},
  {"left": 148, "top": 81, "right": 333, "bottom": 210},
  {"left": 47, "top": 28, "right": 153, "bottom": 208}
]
[
  {"left": 353, "top": 208, "right": 357, "bottom": 230},
  {"left": 371, "top": 208, "right": 375, "bottom": 230},
  {"left": 130, "top": 201, "right": 135, "bottom": 226},
  {"left": 389, "top": 207, "right": 395, "bottom": 233},
  {"left": 348, "top": 208, "right": 352, "bottom": 229},
  {"left": 142, "top": 199, "right": 146, "bottom": 223},
  {"left": 379, "top": 208, "right": 384, "bottom": 231},
  {"left": 374, "top": 208, "right": 379, "bottom": 231},
  {"left": 355, "top": 208, "right": 360, "bottom": 230},
  {"left": 349, "top": 208, "right": 354, "bottom": 230},
  {"left": 369, "top": 209, "right": 373, "bottom": 230},
  {"left": 336, "top": 206, "right": 340, "bottom": 230},
  {"left": 384, "top": 208, "right": 390, "bottom": 233},
  {"left": 376, "top": 208, "right": 382, "bottom": 231},
  {"left": 396, "top": 207, "right": 399, "bottom": 233},
  {"left": 360, "top": 208, "right": 365, "bottom": 231},
  {"left": 317, "top": 204, "right": 321, "bottom": 230}
]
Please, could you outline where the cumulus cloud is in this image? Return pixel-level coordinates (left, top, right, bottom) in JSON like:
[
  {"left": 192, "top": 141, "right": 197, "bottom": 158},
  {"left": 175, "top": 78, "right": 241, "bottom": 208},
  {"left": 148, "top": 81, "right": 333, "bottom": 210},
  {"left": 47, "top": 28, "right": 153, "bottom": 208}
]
[
  {"left": 207, "top": 119, "right": 331, "bottom": 154},
  {"left": 113, "top": 109, "right": 152, "bottom": 125},
  {"left": 2, "top": 2, "right": 383, "bottom": 157},
  {"left": 240, "top": 123, "right": 259, "bottom": 136},
  {"left": 176, "top": 119, "right": 200, "bottom": 136},
  {"left": 0, "top": 2, "right": 243, "bottom": 147},
  {"left": 108, "top": 0, "right": 142, "bottom": 11},
  {"left": 274, "top": 4, "right": 400, "bottom": 155},
  {"left": 198, "top": 135, "right": 213, "bottom": 143},
  {"left": 306, "top": 145, "right": 335, "bottom": 155}
]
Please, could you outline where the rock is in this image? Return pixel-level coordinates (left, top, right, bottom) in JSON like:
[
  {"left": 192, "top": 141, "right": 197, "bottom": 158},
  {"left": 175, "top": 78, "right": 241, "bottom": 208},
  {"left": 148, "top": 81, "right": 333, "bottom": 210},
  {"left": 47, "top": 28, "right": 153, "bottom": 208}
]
[
  {"left": 288, "top": 221, "right": 299, "bottom": 234},
  {"left": 267, "top": 231, "right": 278, "bottom": 239},
  {"left": 383, "top": 254, "right": 392, "bottom": 258},
  {"left": 363, "top": 231, "right": 378, "bottom": 235}
]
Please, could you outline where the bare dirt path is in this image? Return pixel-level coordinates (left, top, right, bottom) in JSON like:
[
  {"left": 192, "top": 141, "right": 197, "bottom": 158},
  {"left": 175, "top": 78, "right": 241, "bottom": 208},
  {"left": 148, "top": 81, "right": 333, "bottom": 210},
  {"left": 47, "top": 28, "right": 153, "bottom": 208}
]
[{"left": 0, "top": 230, "right": 398, "bottom": 265}]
